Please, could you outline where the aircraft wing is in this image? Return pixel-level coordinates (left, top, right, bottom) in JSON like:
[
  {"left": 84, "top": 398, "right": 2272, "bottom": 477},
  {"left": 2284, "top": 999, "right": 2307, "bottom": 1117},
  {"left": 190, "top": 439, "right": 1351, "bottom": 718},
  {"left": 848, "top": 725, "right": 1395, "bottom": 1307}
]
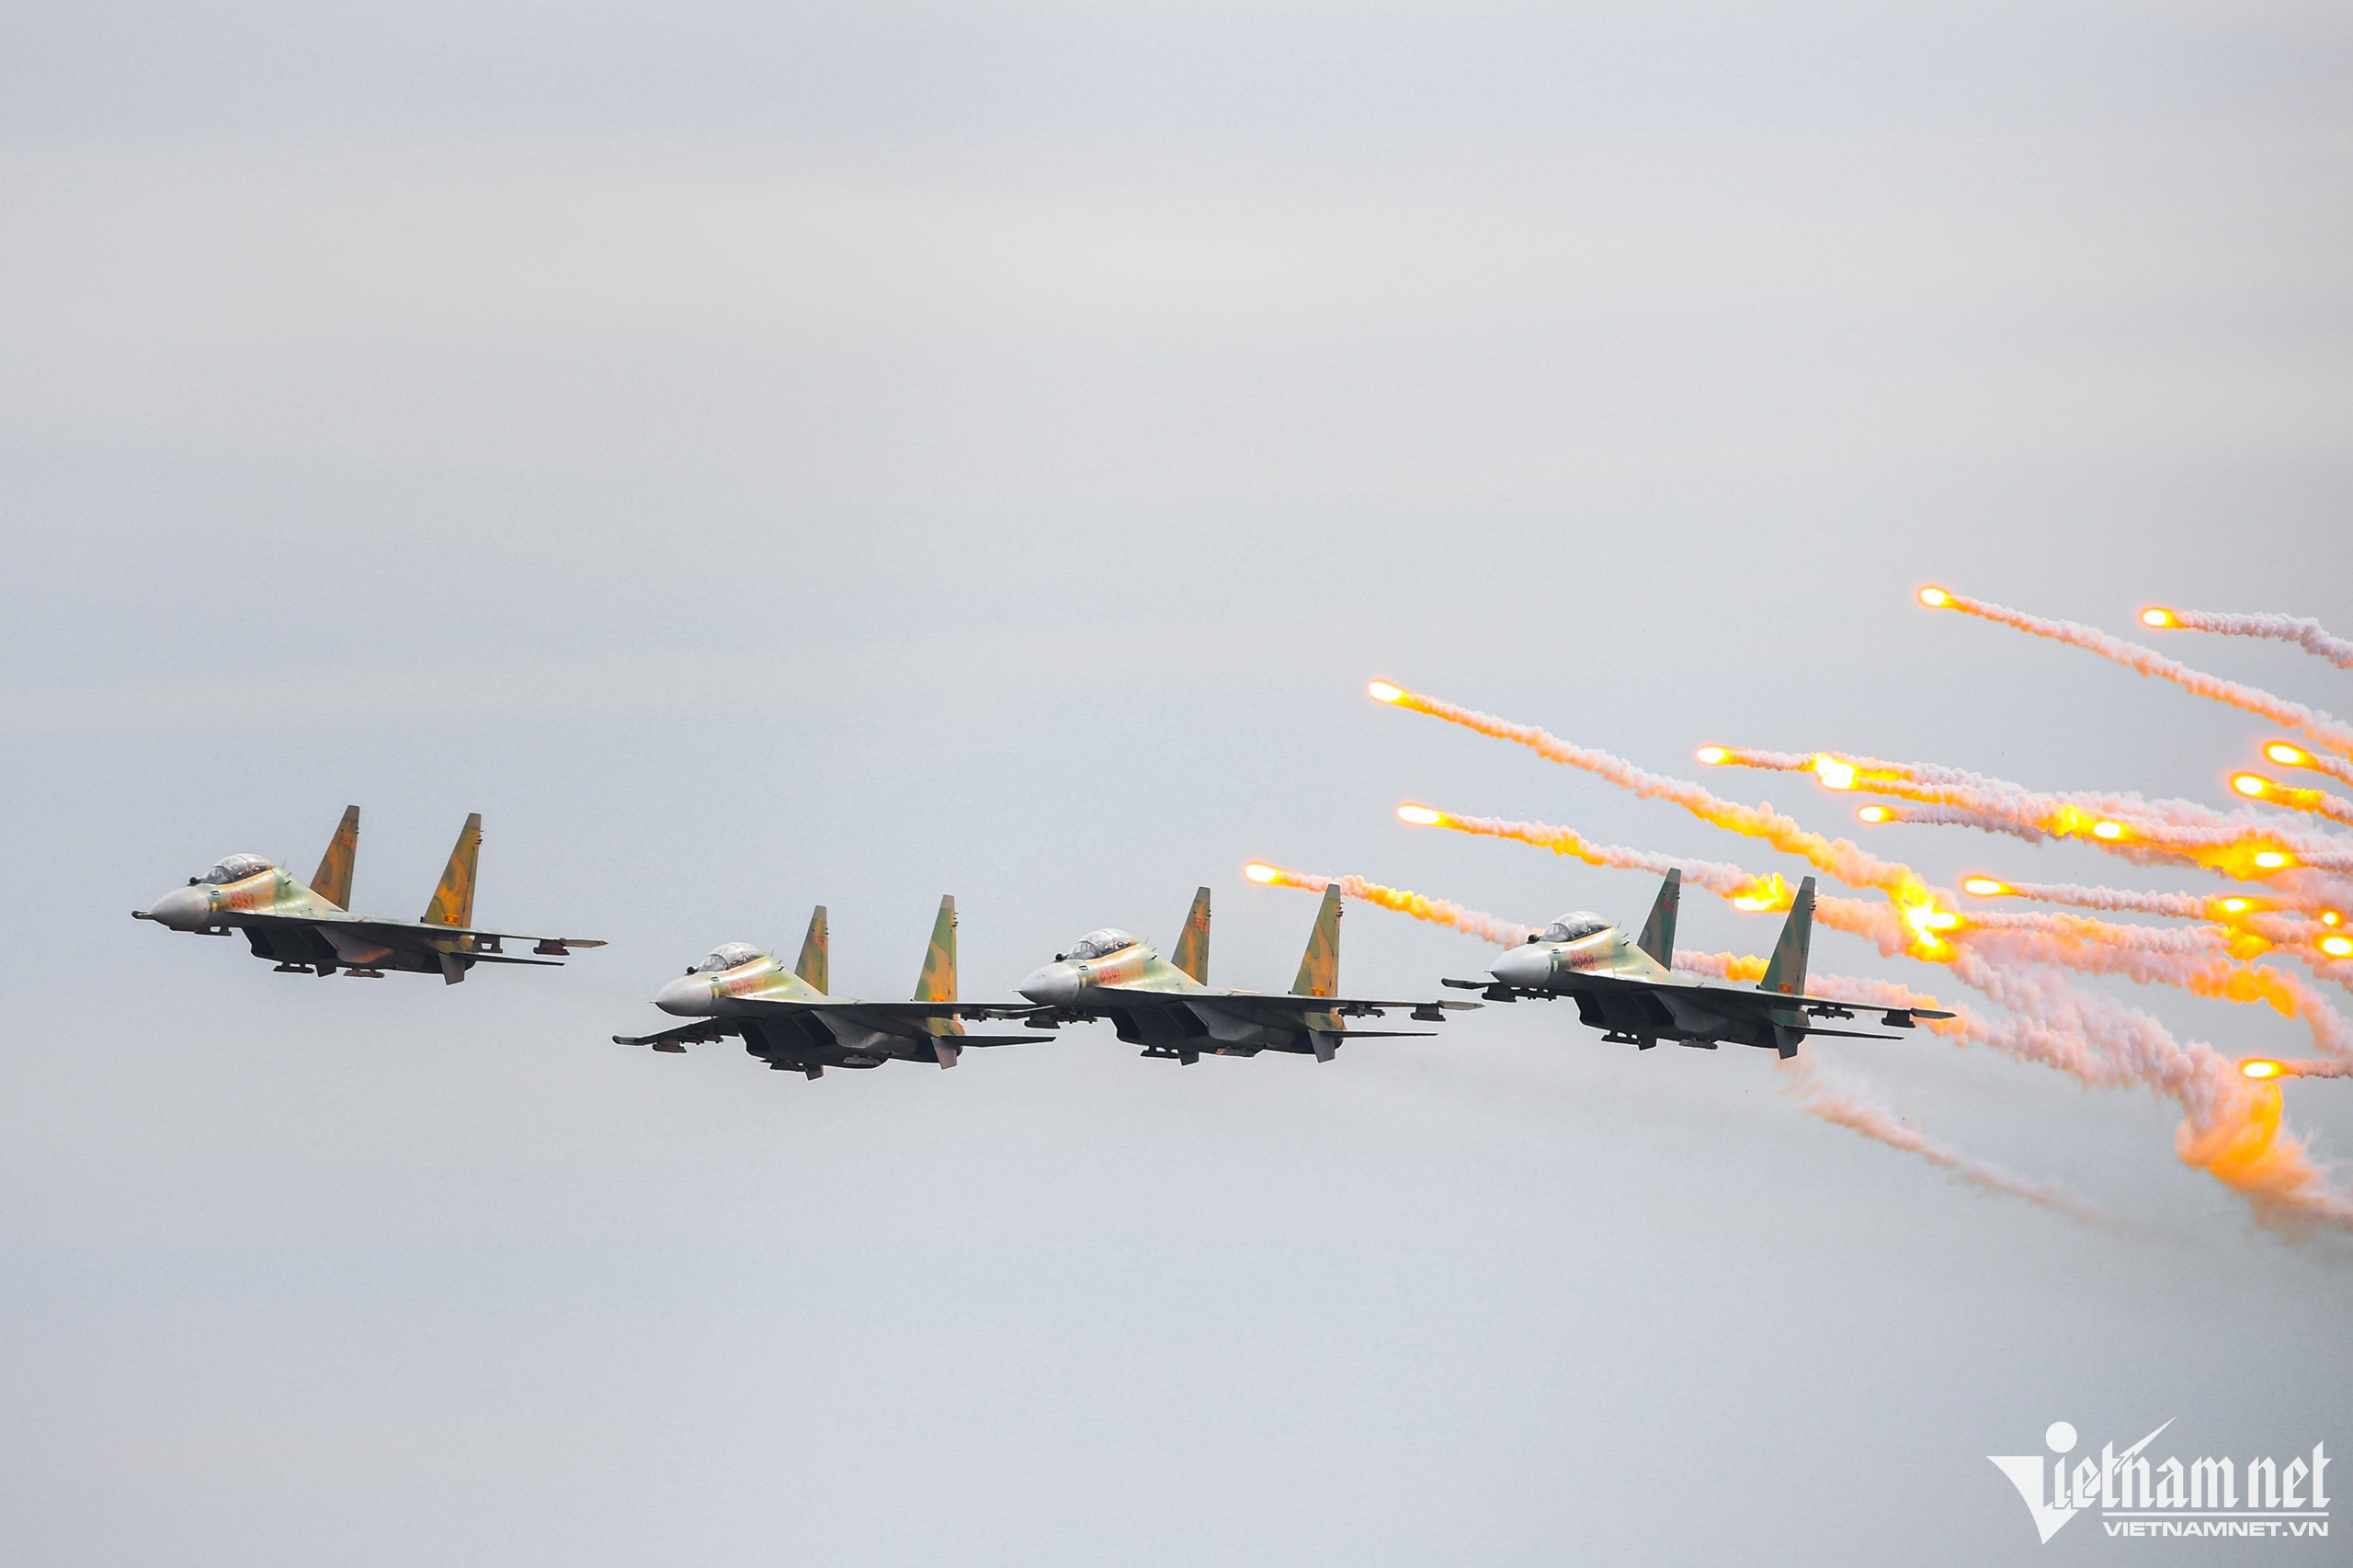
[
  {"left": 227, "top": 912, "right": 569, "bottom": 965},
  {"left": 360, "top": 918, "right": 606, "bottom": 956},
  {"left": 729, "top": 996, "right": 1051, "bottom": 1043},
  {"left": 614, "top": 1018, "right": 734, "bottom": 1052},
  {"left": 732, "top": 998, "right": 1040, "bottom": 1021},
  {"left": 1446, "top": 971, "right": 1949, "bottom": 1035},
  {"left": 1066, "top": 987, "right": 1477, "bottom": 1025}
]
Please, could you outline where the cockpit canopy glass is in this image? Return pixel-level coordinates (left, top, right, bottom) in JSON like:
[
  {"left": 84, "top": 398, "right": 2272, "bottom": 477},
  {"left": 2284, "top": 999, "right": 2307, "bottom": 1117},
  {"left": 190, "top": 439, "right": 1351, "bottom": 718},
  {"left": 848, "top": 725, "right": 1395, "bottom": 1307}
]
[
  {"left": 1540, "top": 913, "right": 1610, "bottom": 944},
  {"left": 694, "top": 942, "right": 768, "bottom": 973},
  {"left": 203, "top": 854, "right": 276, "bottom": 885},
  {"left": 1066, "top": 928, "right": 1139, "bottom": 961}
]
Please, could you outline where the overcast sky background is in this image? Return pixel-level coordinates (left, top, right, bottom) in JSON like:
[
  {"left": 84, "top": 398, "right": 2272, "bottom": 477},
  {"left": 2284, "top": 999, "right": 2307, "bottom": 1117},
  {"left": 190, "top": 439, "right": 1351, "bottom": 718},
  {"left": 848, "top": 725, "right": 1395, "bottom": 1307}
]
[{"left": 4, "top": 4, "right": 2351, "bottom": 1563}]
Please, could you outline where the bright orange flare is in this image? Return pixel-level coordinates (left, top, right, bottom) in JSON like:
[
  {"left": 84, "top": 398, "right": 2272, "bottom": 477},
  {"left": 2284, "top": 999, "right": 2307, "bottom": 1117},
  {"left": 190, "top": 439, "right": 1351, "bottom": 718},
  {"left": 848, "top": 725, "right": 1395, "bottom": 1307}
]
[
  {"left": 1243, "top": 862, "right": 1279, "bottom": 884},
  {"left": 1365, "top": 679, "right": 1404, "bottom": 705},
  {"left": 2142, "top": 608, "right": 2177, "bottom": 628},
  {"left": 2091, "top": 820, "right": 2125, "bottom": 840},
  {"left": 1695, "top": 745, "right": 1729, "bottom": 765},
  {"left": 2254, "top": 849, "right": 2291, "bottom": 870},
  {"left": 2233, "top": 774, "right": 2269, "bottom": 798},
  {"left": 2321, "top": 935, "right": 2353, "bottom": 959},
  {"left": 1918, "top": 585, "right": 1950, "bottom": 608},
  {"left": 2324, "top": 911, "right": 2344, "bottom": 927},
  {"left": 2243, "top": 1059, "right": 2283, "bottom": 1080},
  {"left": 1857, "top": 804, "right": 1891, "bottom": 824},
  {"left": 1961, "top": 877, "right": 2008, "bottom": 897},
  {"left": 2220, "top": 897, "right": 2251, "bottom": 915},
  {"left": 2268, "top": 742, "right": 2311, "bottom": 767},
  {"left": 1813, "top": 756, "right": 1858, "bottom": 790},
  {"left": 1395, "top": 802, "right": 1443, "bottom": 826}
]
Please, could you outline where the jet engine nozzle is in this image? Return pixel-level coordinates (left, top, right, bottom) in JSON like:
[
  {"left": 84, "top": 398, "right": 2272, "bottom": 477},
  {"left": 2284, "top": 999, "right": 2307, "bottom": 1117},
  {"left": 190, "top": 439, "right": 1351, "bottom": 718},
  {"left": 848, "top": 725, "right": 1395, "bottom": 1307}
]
[
  {"left": 654, "top": 973, "right": 719, "bottom": 1017},
  {"left": 1490, "top": 943, "right": 1554, "bottom": 988},
  {"left": 140, "top": 883, "right": 214, "bottom": 931}
]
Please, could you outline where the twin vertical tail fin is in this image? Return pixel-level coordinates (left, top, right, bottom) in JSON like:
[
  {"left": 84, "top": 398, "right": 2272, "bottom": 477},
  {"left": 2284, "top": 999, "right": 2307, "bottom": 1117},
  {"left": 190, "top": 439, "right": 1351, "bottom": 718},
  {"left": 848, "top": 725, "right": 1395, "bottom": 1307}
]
[
  {"left": 312, "top": 805, "right": 359, "bottom": 910},
  {"left": 915, "top": 895, "right": 962, "bottom": 1065},
  {"left": 1172, "top": 886, "right": 1211, "bottom": 983},
  {"left": 422, "top": 813, "right": 481, "bottom": 929},
  {"left": 795, "top": 906, "right": 830, "bottom": 994},
  {"left": 1634, "top": 868, "right": 1680, "bottom": 966},
  {"left": 1290, "top": 885, "right": 1343, "bottom": 998},
  {"left": 1760, "top": 875, "right": 1816, "bottom": 996}
]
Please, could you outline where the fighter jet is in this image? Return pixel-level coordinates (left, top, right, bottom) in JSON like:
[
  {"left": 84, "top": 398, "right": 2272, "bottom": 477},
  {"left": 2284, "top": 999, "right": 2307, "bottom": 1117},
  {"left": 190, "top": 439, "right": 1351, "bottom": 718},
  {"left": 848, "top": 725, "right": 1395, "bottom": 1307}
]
[
  {"left": 1447, "top": 869, "right": 1949, "bottom": 1057},
  {"left": 614, "top": 896, "right": 1049, "bottom": 1078},
  {"left": 132, "top": 807, "right": 601, "bottom": 982},
  {"left": 1017, "top": 885, "right": 1476, "bottom": 1063}
]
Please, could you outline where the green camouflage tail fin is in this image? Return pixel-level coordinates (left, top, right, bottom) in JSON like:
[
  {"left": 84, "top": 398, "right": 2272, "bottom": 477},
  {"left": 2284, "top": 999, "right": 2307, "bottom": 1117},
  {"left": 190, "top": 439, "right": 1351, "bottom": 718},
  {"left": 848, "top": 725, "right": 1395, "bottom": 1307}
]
[
  {"left": 1634, "top": 868, "right": 1680, "bottom": 966},
  {"left": 1172, "top": 886, "right": 1211, "bottom": 983},
  {"left": 1290, "top": 885, "right": 1343, "bottom": 997},
  {"left": 1760, "top": 875, "right": 1815, "bottom": 995},
  {"left": 915, "top": 895, "right": 962, "bottom": 1059},
  {"left": 422, "top": 812, "right": 482, "bottom": 928},
  {"left": 794, "top": 905, "right": 829, "bottom": 994},
  {"left": 312, "top": 805, "right": 359, "bottom": 910},
  {"left": 915, "top": 896, "right": 957, "bottom": 1003}
]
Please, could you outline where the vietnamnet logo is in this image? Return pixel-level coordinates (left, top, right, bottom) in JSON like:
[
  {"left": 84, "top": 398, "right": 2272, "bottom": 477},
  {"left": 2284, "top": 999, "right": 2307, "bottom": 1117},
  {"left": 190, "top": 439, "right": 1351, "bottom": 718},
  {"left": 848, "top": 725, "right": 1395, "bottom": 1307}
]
[{"left": 1990, "top": 1421, "right": 2331, "bottom": 1541}]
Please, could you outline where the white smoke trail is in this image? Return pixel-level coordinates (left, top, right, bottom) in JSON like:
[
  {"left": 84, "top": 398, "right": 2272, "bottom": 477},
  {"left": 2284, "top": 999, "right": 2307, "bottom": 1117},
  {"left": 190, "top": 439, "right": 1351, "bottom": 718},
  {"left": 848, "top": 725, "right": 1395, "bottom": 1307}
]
[
  {"left": 1926, "top": 588, "right": 2353, "bottom": 757},
  {"left": 1249, "top": 864, "right": 1533, "bottom": 946},
  {"left": 1775, "top": 1053, "right": 2109, "bottom": 1221},
  {"left": 1858, "top": 801, "right": 2049, "bottom": 842},
  {"left": 1714, "top": 743, "right": 2353, "bottom": 873},
  {"left": 1408, "top": 809, "right": 1785, "bottom": 903},
  {"left": 1968, "top": 881, "right": 2211, "bottom": 918},
  {"left": 2149, "top": 608, "right": 2353, "bottom": 668}
]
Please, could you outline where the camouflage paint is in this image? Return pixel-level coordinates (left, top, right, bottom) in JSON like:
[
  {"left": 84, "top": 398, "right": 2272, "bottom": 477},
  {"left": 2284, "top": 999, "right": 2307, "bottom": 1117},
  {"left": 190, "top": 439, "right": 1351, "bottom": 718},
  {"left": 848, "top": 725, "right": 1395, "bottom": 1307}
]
[
  {"left": 1290, "top": 886, "right": 1342, "bottom": 997},
  {"left": 132, "top": 808, "right": 599, "bottom": 983},
  {"left": 615, "top": 896, "right": 1045, "bottom": 1077},
  {"left": 1017, "top": 886, "right": 1466, "bottom": 1063},
  {"left": 915, "top": 895, "right": 963, "bottom": 1041},
  {"left": 794, "top": 906, "right": 830, "bottom": 994},
  {"left": 1481, "top": 871, "right": 1935, "bottom": 1058},
  {"left": 1634, "top": 868, "right": 1681, "bottom": 966},
  {"left": 312, "top": 805, "right": 359, "bottom": 910},
  {"left": 1172, "top": 887, "right": 1211, "bottom": 983},
  {"left": 1759, "top": 876, "right": 1816, "bottom": 995},
  {"left": 422, "top": 812, "right": 481, "bottom": 927}
]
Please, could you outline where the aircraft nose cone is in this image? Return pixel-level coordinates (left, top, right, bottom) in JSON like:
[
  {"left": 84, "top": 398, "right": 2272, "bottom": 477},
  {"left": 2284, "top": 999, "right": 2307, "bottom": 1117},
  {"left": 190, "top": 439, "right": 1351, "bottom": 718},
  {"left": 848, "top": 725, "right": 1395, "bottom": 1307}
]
[
  {"left": 654, "top": 974, "right": 717, "bottom": 1016},
  {"left": 1492, "top": 943, "right": 1553, "bottom": 988},
  {"left": 1017, "top": 963, "right": 1077, "bottom": 1006},
  {"left": 142, "top": 884, "right": 212, "bottom": 931}
]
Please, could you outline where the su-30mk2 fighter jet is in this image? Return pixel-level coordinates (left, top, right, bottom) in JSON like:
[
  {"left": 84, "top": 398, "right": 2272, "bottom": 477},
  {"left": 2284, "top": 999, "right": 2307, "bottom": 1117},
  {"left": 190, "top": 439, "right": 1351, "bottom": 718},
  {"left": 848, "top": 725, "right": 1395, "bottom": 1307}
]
[
  {"left": 614, "top": 897, "right": 1049, "bottom": 1078},
  {"left": 1017, "top": 885, "right": 1476, "bottom": 1063},
  {"left": 132, "top": 808, "right": 602, "bottom": 982},
  {"left": 1450, "top": 870, "right": 1949, "bottom": 1058}
]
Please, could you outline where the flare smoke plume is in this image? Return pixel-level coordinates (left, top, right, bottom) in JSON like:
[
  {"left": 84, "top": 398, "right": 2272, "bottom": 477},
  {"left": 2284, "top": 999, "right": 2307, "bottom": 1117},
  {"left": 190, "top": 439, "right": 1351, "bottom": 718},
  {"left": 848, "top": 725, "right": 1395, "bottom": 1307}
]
[
  {"left": 1920, "top": 587, "right": 2353, "bottom": 757},
  {"left": 1334, "top": 591, "right": 2353, "bottom": 1234},
  {"left": 2143, "top": 608, "right": 2353, "bottom": 669}
]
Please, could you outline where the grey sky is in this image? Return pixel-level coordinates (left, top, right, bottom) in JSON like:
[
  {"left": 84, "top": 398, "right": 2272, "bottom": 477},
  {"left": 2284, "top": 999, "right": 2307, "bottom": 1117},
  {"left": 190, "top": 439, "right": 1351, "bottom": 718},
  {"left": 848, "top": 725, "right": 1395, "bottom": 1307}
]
[{"left": 3, "top": 4, "right": 2349, "bottom": 1563}]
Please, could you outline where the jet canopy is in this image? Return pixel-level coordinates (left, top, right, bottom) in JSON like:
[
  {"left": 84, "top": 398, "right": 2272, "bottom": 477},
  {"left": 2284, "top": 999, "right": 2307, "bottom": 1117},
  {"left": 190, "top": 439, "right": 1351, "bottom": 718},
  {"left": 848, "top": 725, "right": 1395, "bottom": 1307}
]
[
  {"left": 203, "top": 854, "right": 276, "bottom": 885},
  {"left": 1540, "top": 913, "right": 1611, "bottom": 943},
  {"left": 692, "top": 943, "right": 768, "bottom": 973},
  {"left": 1066, "top": 928, "right": 1140, "bottom": 960}
]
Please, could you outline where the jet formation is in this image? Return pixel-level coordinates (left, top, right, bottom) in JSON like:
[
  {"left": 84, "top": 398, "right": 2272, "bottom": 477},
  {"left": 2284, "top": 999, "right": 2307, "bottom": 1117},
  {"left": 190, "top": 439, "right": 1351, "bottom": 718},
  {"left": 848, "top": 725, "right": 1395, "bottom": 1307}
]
[{"left": 135, "top": 805, "right": 1952, "bottom": 1080}]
